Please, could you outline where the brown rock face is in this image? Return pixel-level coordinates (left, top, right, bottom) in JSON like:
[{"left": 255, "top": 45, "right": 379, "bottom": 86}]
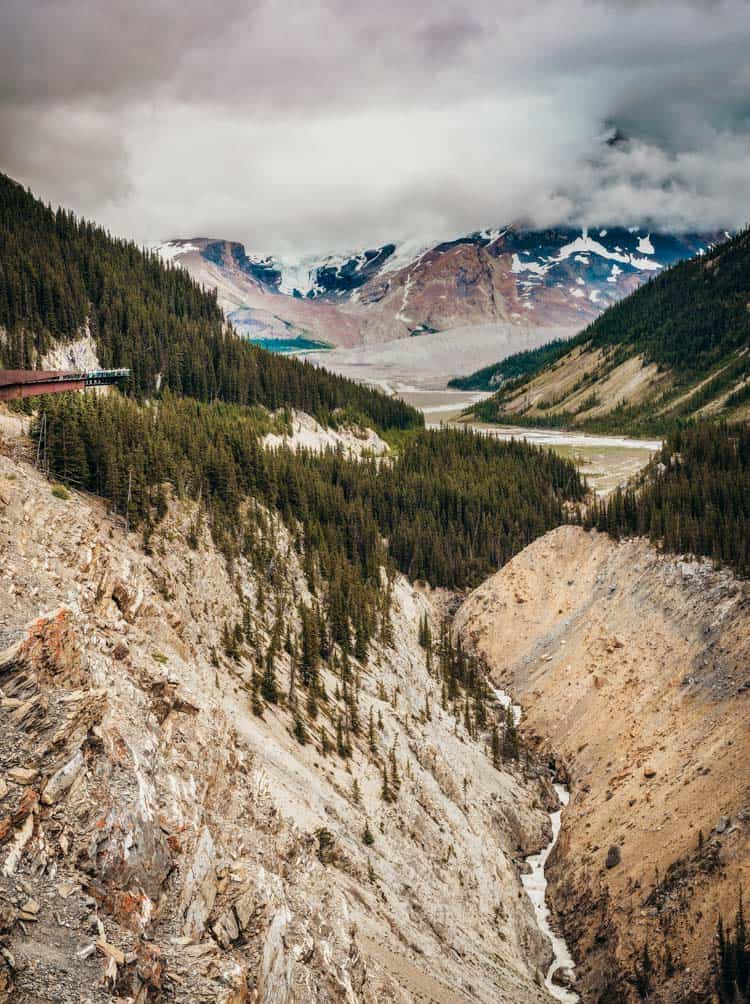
[
  {"left": 0, "top": 444, "right": 555, "bottom": 1003},
  {"left": 456, "top": 525, "right": 750, "bottom": 1003}
]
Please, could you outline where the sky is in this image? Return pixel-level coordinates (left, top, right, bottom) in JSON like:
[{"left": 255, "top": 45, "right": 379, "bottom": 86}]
[{"left": 1, "top": 0, "right": 749, "bottom": 254}]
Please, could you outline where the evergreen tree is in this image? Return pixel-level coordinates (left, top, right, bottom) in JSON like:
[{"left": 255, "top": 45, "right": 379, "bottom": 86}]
[
  {"left": 293, "top": 715, "right": 307, "bottom": 745},
  {"left": 381, "top": 762, "right": 393, "bottom": 803},
  {"left": 368, "top": 707, "right": 377, "bottom": 754},
  {"left": 389, "top": 748, "right": 401, "bottom": 793},
  {"left": 503, "top": 706, "right": 519, "bottom": 761},
  {"left": 261, "top": 655, "right": 278, "bottom": 704},
  {"left": 490, "top": 723, "right": 502, "bottom": 770},
  {"left": 250, "top": 671, "right": 264, "bottom": 717}
]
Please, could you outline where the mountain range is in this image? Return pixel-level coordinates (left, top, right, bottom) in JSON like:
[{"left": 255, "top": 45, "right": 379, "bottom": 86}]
[
  {"left": 153, "top": 225, "right": 724, "bottom": 350},
  {"left": 3, "top": 169, "right": 750, "bottom": 1004},
  {"left": 467, "top": 226, "right": 750, "bottom": 434}
]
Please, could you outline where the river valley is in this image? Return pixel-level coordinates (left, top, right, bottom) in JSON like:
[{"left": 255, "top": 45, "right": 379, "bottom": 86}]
[{"left": 397, "top": 385, "right": 661, "bottom": 496}]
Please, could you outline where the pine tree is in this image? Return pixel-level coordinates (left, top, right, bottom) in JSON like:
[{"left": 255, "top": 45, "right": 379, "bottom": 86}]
[
  {"left": 368, "top": 707, "right": 377, "bottom": 754},
  {"left": 503, "top": 706, "right": 519, "bottom": 760},
  {"left": 389, "top": 748, "right": 401, "bottom": 793},
  {"left": 250, "top": 671, "right": 264, "bottom": 717},
  {"left": 261, "top": 656, "right": 278, "bottom": 704},
  {"left": 490, "top": 723, "right": 502, "bottom": 769},
  {"left": 381, "top": 762, "right": 393, "bottom": 803},
  {"left": 293, "top": 715, "right": 307, "bottom": 745},
  {"left": 306, "top": 680, "right": 319, "bottom": 720},
  {"left": 336, "top": 714, "right": 350, "bottom": 758}
]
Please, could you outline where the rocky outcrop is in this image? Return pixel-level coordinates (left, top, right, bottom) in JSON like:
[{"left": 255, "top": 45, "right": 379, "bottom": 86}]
[
  {"left": 262, "top": 411, "right": 389, "bottom": 457},
  {"left": 0, "top": 438, "right": 556, "bottom": 1003},
  {"left": 40, "top": 325, "right": 100, "bottom": 372},
  {"left": 455, "top": 525, "right": 750, "bottom": 1003}
]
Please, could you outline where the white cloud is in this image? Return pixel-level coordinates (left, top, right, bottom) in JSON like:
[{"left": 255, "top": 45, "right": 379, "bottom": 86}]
[{"left": 1, "top": 0, "right": 749, "bottom": 250}]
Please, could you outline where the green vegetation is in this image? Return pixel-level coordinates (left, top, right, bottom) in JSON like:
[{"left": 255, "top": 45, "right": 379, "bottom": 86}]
[
  {"left": 36, "top": 392, "right": 585, "bottom": 595},
  {"left": 448, "top": 337, "right": 571, "bottom": 391},
  {"left": 577, "top": 228, "right": 748, "bottom": 377},
  {"left": 0, "top": 171, "right": 419, "bottom": 434},
  {"left": 0, "top": 170, "right": 588, "bottom": 771},
  {"left": 587, "top": 422, "right": 750, "bottom": 577},
  {"left": 716, "top": 895, "right": 749, "bottom": 1003},
  {"left": 468, "top": 229, "right": 750, "bottom": 433}
]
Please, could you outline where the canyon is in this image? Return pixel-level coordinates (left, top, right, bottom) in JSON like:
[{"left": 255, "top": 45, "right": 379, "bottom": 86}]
[
  {"left": 456, "top": 525, "right": 750, "bottom": 1002},
  {"left": 0, "top": 411, "right": 565, "bottom": 1004}
]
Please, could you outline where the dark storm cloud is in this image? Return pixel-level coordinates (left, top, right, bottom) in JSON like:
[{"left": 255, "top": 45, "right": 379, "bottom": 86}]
[{"left": 1, "top": 0, "right": 749, "bottom": 251}]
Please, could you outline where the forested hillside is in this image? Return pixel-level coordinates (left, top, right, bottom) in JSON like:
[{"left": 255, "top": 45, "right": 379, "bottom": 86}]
[
  {"left": 448, "top": 338, "right": 571, "bottom": 391},
  {"left": 587, "top": 421, "right": 750, "bottom": 576},
  {"left": 0, "top": 172, "right": 418, "bottom": 432},
  {"left": 468, "top": 230, "right": 750, "bottom": 434},
  {"left": 36, "top": 392, "right": 585, "bottom": 655}
]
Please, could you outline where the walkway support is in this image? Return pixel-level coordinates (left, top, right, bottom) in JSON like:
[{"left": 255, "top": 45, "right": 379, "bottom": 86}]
[{"left": 0, "top": 368, "right": 130, "bottom": 402}]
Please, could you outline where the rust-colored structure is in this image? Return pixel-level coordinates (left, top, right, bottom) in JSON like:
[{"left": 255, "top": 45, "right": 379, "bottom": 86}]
[{"left": 0, "top": 368, "right": 129, "bottom": 402}]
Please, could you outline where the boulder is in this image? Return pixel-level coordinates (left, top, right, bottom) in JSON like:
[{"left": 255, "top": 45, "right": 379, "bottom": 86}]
[
  {"left": 41, "top": 750, "right": 84, "bottom": 805},
  {"left": 605, "top": 845, "right": 621, "bottom": 869},
  {"left": 552, "top": 967, "right": 575, "bottom": 988},
  {"left": 715, "top": 815, "right": 730, "bottom": 834}
]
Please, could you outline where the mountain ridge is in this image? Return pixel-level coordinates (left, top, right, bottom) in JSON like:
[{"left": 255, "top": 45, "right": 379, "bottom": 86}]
[
  {"left": 465, "top": 227, "right": 749, "bottom": 434},
  {"left": 153, "top": 224, "right": 723, "bottom": 350}
]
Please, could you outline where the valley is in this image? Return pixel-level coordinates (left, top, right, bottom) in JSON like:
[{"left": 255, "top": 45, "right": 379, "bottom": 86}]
[
  {"left": 456, "top": 525, "right": 750, "bottom": 1003},
  {"left": 1, "top": 166, "right": 749, "bottom": 1004},
  {"left": 466, "top": 228, "right": 750, "bottom": 434},
  {"left": 0, "top": 411, "right": 577, "bottom": 1004}
]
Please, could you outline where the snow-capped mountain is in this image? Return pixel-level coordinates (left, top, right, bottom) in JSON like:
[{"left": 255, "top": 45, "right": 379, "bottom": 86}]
[{"left": 152, "top": 225, "right": 724, "bottom": 349}]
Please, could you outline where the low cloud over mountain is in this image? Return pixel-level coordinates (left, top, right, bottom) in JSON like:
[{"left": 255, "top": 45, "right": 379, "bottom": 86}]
[{"left": 2, "top": 0, "right": 749, "bottom": 250}]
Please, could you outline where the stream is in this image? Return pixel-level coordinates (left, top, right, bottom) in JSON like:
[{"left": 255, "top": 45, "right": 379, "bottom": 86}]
[{"left": 492, "top": 688, "right": 579, "bottom": 1004}]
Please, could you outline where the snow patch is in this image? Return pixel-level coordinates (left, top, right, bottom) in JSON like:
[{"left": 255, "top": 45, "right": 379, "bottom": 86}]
[
  {"left": 606, "top": 264, "right": 623, "bottom": 284},
  {"left": 511, "top": 253, "right": 548, "bottom": 276},
  {"left": 150, "top": 241, "right": 201, "bottom": 263}
]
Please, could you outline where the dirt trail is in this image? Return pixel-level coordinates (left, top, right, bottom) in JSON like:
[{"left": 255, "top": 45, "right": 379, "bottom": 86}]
[{"left": 456, "top": 525, "right": 750, "bottom": 1002}]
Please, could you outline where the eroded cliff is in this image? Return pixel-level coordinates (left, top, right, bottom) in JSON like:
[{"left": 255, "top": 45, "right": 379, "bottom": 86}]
[
  {"left": 456, "top": 525, "right": 750, "bottom": 1002},
  {"left": 0, "top": 431, "right": 557, "bottom": 1003}
]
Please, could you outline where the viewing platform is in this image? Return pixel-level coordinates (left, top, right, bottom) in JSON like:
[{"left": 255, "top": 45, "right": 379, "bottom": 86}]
[{"left": 0, "top": 368, "right": 130, "bottom": 402}]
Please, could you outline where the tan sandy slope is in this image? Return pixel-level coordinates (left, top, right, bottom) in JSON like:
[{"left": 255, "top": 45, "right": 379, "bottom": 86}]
[{"left": 456, "top": 526, "right": 750, "bottom": 1002}]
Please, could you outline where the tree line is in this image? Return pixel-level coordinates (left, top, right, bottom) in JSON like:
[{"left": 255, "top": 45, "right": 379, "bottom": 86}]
[
  {"left": 35, "top": 392, "right": 585, "bottom": 650},
  {"left": 586, "top": 421, "right": 750, "bottom": 577},
  {"left": 0, "top": 171, "right": 419, "bottom": 433},
  {"left": 469, "top": 227, "right": 750, "bottom": 431}
]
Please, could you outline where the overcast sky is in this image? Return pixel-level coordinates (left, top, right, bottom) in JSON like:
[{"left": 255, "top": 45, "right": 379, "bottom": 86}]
[{"left": 1, "top": 0, "right": 749, "bottom": 254}]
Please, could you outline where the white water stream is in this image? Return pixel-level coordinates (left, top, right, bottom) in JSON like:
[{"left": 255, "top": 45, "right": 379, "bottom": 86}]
[{"left": 492, "top": 688, "right": 580, "bottom": 1003}]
